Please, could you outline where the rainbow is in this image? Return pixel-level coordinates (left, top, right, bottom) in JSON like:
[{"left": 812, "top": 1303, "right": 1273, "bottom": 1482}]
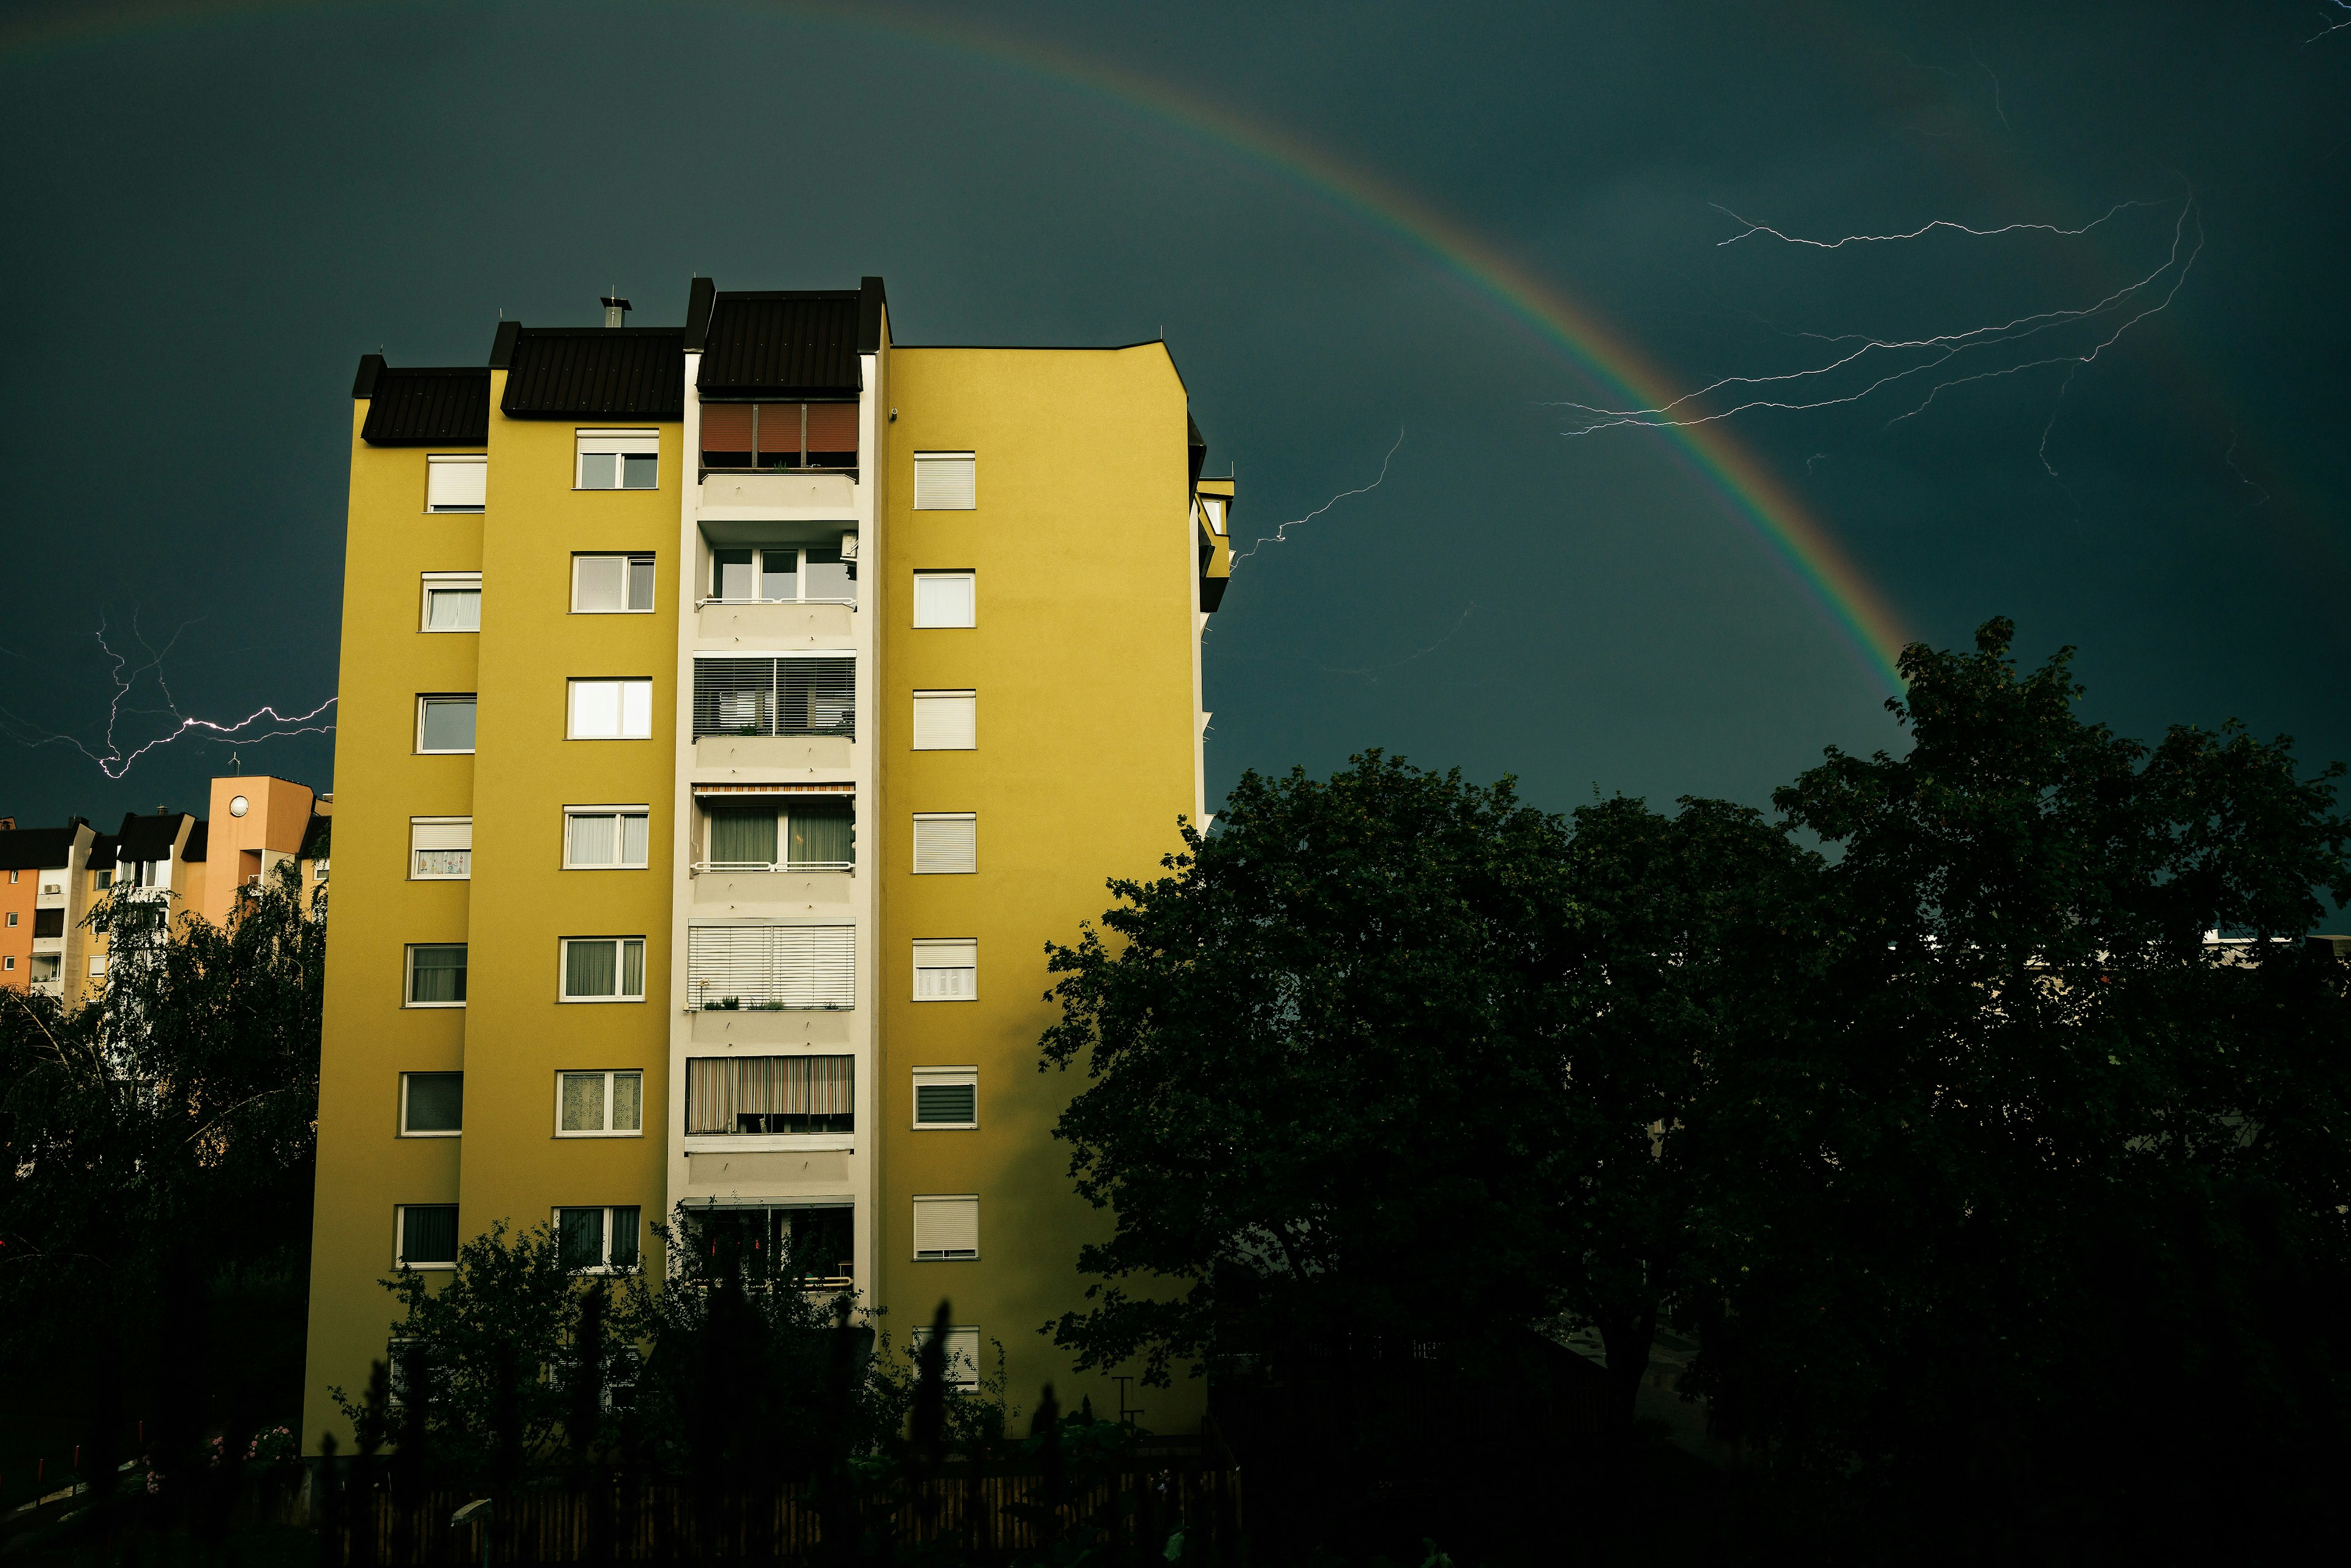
[{"left": 1, "top": 0, "right": 1910, "bottom": 691}]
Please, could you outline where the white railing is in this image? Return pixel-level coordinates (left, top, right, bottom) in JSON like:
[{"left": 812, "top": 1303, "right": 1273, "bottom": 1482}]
[
  {"left": 696, "top": 596, "right": 857, "bottom": 609},
  {"left": 691, "top": 860, "right": 853, "bottom": 875}
]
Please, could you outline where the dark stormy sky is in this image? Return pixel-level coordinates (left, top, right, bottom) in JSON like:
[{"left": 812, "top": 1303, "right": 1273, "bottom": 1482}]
[{"left": 3, "top": 1, "right": 2347, "bottom": 840}]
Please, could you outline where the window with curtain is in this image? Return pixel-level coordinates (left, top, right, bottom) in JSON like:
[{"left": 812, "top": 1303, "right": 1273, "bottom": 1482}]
[
  {"left": 566, "top": 808, "right": 651, "bottom": 869},
  {"left": 702, "top": 801, "right": 853, "bottom": 871},
  {"left": 561, "top": 937, "right": 646, "bottom": 1001},
  {"left": 686, "top": 1054, "right": 853, "bottom": 1135},
  {"left": 557, "top": 1206, "right": 641, "bottom": 1272},
  {"left": 402, "top": 1072, "right": 463, "bottom": 1135},
  {"left": 912, "top": 940, "right": 977, "bottom": 1002},
  {"left": 573, "top": 554, "right": 656, "bottom": 613},
  {"left": 407, "top": 943, "right": 467, "bottom": 1005},
  {"left": 422, "top": 572, "right": 482, "bottom": 631},
  {"left": 410, "top": 817, "right": 471, "bottom": 879},
  {"left": 558, "top": 1070, "right": 643, "bottom": 1135},
  {"left": 397, "top": 1204, "right": 459, "bottom": 1268}
]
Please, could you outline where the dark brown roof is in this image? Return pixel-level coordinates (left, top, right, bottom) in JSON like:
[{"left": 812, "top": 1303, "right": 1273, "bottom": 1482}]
[
  {"left": 113, "top": 812, "right": 188, "bottom": 864},
  {"left": 697, "top": 293, "right": 863, "bottom": 400},
  {"left": 0, "top": 827, "right": 77, "bottom": 871},
  {"left": 357, "top": 362, "right": 492, "bottom": 446},
  {"left": 499, "top": 327, "right": 685, "bottom": 419}
]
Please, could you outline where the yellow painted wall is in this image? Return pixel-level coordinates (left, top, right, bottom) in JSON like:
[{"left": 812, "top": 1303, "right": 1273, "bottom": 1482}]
[{"left": 876, "top": 345, "right": 1207, "bottom": 1428}]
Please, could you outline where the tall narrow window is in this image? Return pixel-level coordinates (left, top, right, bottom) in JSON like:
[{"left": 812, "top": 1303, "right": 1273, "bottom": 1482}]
[
  {"left": 912, "top": 814, "right": 976, "bottom": 875},
  {"left": 573, "top": 553, "right": 656, "bottom": 613},
  {"left": 577, "top": 430, "right": 658, "bottom": 490},
  {"left": 561, "top": 937, "right": 647, "bottom": 1002},
  {"left": 396, "top": 1204, "right": 460, "bottom": 1269},
  {"left": 911, "top": 691, "right": 977, "bottom": 750},
  {"left": 912, "top": 572, "right": 975, "bottom": 628},
  {"left": 565, "top": 808, "right": 651, "bottom": 869},
  {"left": 410, "top": 817, "right": 471, "bottom": 879},
  {"left": 557, "top": 1070, "right": 644, "bottom": 1136},
  {"left": 686, "top": 1056, "right": 854, "bottom": 1135},
  {"left": 401, "top": 1072, "right": 464, "bottom": 1136},
  {"left": 421, "top": 571, "right": 482, "bottom": 631},
  {"left": 912, "top": 1196, "right": 980, "bottom": 1261},
  {"left": 568, "top": 680, "right": 653, "bottom": 740},
  {"left": 406, "top": 943, "right": 467, "bottom": 1007},
  {"left": 912, "top": 452, "right": 975, "bottom": 510},
  {"left": 426, "top": 455, "right": 487, "bottom": 512},
  {"left": 912, "top": 940, "right": 977, "bottom": 1002},
  {"left": 416, "top": 696, "right": 477, "bottom": 754},
  {"left": 913, "top": 1067, "right": 978, "bottom": 1130}
]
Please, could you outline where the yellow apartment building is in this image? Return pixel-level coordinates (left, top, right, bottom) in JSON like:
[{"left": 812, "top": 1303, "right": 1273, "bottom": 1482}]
[{"left": 302, "top": 279, "right": 1236, "bottom": 1448}]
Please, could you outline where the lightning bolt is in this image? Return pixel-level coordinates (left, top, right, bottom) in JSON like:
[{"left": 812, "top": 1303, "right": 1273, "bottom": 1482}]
[
  {"left": 1229, "top": 426, "right": 1404, "bottom": 571},
  {"left": 2309, "top": 2, "right": 2351, "bottom": 43},
  {"left": 1318, "top": 602, "right": 1478, "bottom": 678},
  {"left": 0, "top": 617, "right": 336, "bottom": 781},
  {"left": 1556, "top": 195, "right": 2200, "bottom": 439},
  {"left": 1710, "top": 196, "right": 2165, "bottom": 250}
]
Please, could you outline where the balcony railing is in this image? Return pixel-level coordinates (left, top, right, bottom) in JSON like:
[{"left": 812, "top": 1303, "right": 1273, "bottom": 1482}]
[{"left": 692, "top": 859, "right": 854, "bottom": 875}]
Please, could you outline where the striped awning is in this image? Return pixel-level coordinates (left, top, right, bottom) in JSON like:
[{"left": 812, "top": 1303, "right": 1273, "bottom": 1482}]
[{"left": 693, "top": 782, "right": 855, "bottom": 798}]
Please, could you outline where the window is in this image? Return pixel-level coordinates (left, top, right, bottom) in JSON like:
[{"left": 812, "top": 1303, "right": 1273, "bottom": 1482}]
[
  {"left": 577, "top": 430, "right": 658, "bottom": 490},
  {"left": 686, "top": 1204, "right": 852, "bottom": 1285},
  {"left": 910, "top": 1325, "right": 984, "bottom": 1391},
  {"left": 425, "top": 454, "right": 487, "bottom": 512},
  {"left": 28, "top": 955, "right": 59, "bottom": 983},
  {"left": 912, "top": 1196, "right": 979, "bottom": 1261},
  {"left": 701, "top": 798, "right": 854, "bottom": 872},
  {"left": 913, "top": 940, "right": 976, "bottom": 1002},
  {"left": 565, "top": 808, "right": 651, "bottom": 869},
  {"left": 561, "top": 937, "right": 647, "bottom": 1002},
  {"left": 912, "top": 814, "right": 976, "bottom": 875},
  {"left": 556, "top": 1206, "right": 642, "bottom": 1272},
  {"left": 3, "top": 911, "right": 13, "bottom": 927},
  {"left": 686, "top": 923, "right": 853, "bottom": 1010},
  {"left": 912, "top": 452, "right": 975, "bottom": 510},
  {"left": 410, "top": 817, "right": 471, "bottom": 879},
  {"left": 34, "top": 908, "right": 64, "bottom": 938},
  {"left": 2, "top": 956, "right": 13, "bottom": 972},
  {"left": 568, "top": 679, "right": 653, "bottom": 740},
  {"left": 91, "top": 871, "right": 110, "bottom": 890},
  {"left": 407, "top": 943, "right": 467, "bottom": 1007},
  {"left": 691, "top": 655, "right": 855, "bottom": 740},
  {"left": 912, "top": 571, "right": 975, "bottom": 628},
  {"left": 396, "top": 1204, "right": 459, "bottom": 1270},
  {"left": 417, "top": 695, "right": 478, "bottom": 754},
  {"left": 911, "top": 691, "right": 976, "bottom": 750},
  {"left": 913, "top": 1067, "right": 978, "bottom": 1130},
  {"left": 707, "top": 543, "right": 857, "bottom": 605},
  {"left": 419, "top": 571, "right": 482, "bottom": 631},
  {"left": 687, "top": 1056, "right": 853, "bottom": 1135},
  {"left": 89, "top": 954, "right": 108, "bottom": 979},
  {"left": 400, "top": 1072, "right": 463, "bottom": 1136},
  {"left": 1199, "top": 496, "right": 1227, "bottom": 536},
  {"left": 573, "top": 553, "right": 656, "bottom": 613},
  {"left": 558, "top": 1070, "right": 644, "bottom": 1136},
  {"left": 700, "top": 402, "right": 858, "bottom": 470}
]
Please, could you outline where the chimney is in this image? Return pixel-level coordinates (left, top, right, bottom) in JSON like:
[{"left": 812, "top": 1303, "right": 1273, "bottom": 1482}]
[{"left": 601, "top": 295, "right": 631, "bottom": 328}]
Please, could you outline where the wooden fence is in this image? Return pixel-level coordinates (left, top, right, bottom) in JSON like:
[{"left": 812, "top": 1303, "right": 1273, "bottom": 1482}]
[{"left": 323, "top": 1452, "right": 1241, "bottom": 1566}]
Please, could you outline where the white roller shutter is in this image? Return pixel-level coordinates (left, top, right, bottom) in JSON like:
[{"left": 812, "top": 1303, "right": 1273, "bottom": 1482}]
[
  {"left": 912, "top": 1195, "right": 979, "bottom": 1259},
  {"left": 912, "top": 691, "right": 976, "bottom": 750},
  {"left": 912, "top": 452, "right": 975, "bottom": 510},
  {"left": 912, "top": 572, "right": 975, "bottom": 628},
  {"left": 913, "top": 939, "right": 977, "bottom": 1001},
  {"left": 912, "top": 814, "right": 976, "bottom": 874},
  {"left": 688, "top": 924, "right": 854, "bottom": 1010},
  {"left": 410, "top": 818, "right": 471, "bottom": 852},
  {"left": 426, "top": 455, "right": 487, "bottom": 511}
]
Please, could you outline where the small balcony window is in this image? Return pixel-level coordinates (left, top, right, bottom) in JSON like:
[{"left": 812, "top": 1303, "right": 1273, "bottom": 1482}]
[
  {"left": 686, "top": 923, "right": 853, "bottom": 1011},
  {"left": 701, "top": 798, "right": 853, "bottom": 872},
  {"left": 686, "top": 1054, "right": 853, "bottom": 1136},
  {"left": 707, "top": 542, "right": 857, "bottom": 606},
  {"left": 700, "top": 402, "right": 857, "bottom": 471}
]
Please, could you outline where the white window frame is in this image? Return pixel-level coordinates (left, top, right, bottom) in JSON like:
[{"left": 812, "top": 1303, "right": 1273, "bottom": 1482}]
[
  {"left": 911, "top": 690, "right": 977, "bottom": 751},
  {"left": 416, "top": 694, "right": 478, "bottom": 754},
  {"left": 394, "top": 1205, "right": 459, "bottom": 1272},
  {"left": 555, "top": 1069, "right": 645, "bottom": 1138},
  {"left": 560, "top": 937, "right": 647, "bottom": 1003},
  {"left": 910, "top": 1324, "right": 984, "bottom": 1391},
  {"left": 572, "top": 553, "right": 658, "bottom": 613},
  {"left": 425, "top": 454, "right": 487, "bottom": 512},
  {"left": 912, "top": 571, "right": 976, "bottom": 629},
  {"left": 912, "top": 1195, "right": 980, "bottom": 1261},
  {"left": 88, "top": 953, "right": 108, "bottom": 979},
  {"left": 399, "top": 1071, "right": 464, "bottom": 1138},
  {"left": 1200, "top": 496, "right": 1228, "bottom": 536},
  {"left": 912, "top": 813, "right": 977, "bottom": 875},
  {"left": 912, "top": 939, "right": 977, "bottom": 1002},
  {"left": 563, "top": 806, "right": 651, "bottom": 870},
  {"left": 409, "top": 817, "right": 472, "bottom": 880},
  {"left": 567, "top": 678, "right": 653, "bottom": 740},
  {"left": 912, "top": 1067, "right": 978, "bottom": 1130},
  {"left": 420, "top": 571, "right": 482, "bottom": 632},
  {"left": 576, "top": 429, "right": 659, "bottom": 491},
  {"left": 705, "top": 542, "right": 860, "bottom": 607},
  {"left": 912, "top": 451, "right": 976, "bottom": 511},
  {"left": 405, "top": 943, "right": 468, "bottom": 1008},
  {"left": 552, "top": 1205, "right": 643, "bottom": 1274}
]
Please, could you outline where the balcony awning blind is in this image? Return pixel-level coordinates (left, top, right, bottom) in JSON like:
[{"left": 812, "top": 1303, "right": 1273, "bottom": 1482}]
[
  {"left": 692, "top": 656, "right": 856, "bottom": 740},
  {"left": 685, "top": 1054, "right": 853, "bottom": 1133},
  {"left": 687, "top": 923, "right": 853, "bottom": 1009},
  {"left": 693, "top": 782, "right": 855, "bottom": 798}
]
